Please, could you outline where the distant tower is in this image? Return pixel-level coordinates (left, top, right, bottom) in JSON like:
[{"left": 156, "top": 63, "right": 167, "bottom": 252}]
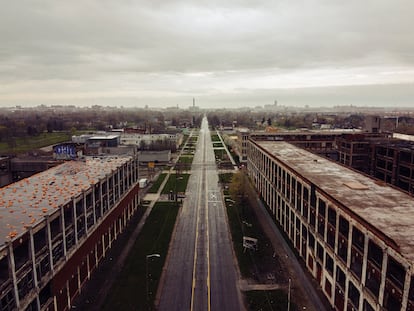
[
  {"left": 274, "top": 100, "right": 277, "bottom": 106},
  {"left": 193, "top": 98, "right": 195, "bottom": 107}
]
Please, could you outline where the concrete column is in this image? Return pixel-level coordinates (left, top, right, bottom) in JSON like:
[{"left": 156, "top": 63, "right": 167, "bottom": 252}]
[
  {"left": 122, "top": 164, "right": 126, "bottom": 194},
  {"left": 83, "top": 191, "right": 88, "bottom": 235},
  {"left": 106, "top": 174, "right": 110, "bottom": 209},
  {"left": 95, "top": 243, "right": 98, "bottom": 267},
  {"left": 92, "top": 184, "right": 96, "bottom": 224},
  {"left": 117, "top": 169, "right": 121, "bottom": 200},
  {"left": 334, "top": 211, "right": 339, "bottom": 259},
  {"left": 60, "top": 205, "right": 67, "bottom": 258},
  {"left": 100, "top": 179, "right": 104, "bottom": 218},
  {"left": 8, "top": 242, "right": 20, "bottom": 309},
  {"left": 400, "top": 270, "right": 411, "bottom": 311},
  {"left": 87, "top": 252, "right": 90, "bottom": 280},
  {"left": 108, "top": 225, "right": 112, "bottom": 249},
  {"left": 29, "top": 228, "right": 39, "bottom": 289},
  {"left": 361, "top": 234, "right": 369, "bottom": 286},
  {"left": 53, "top": 294, "right": 57, "bottom": 311},
  {"left": 46, "top": 215, "right": 54, "bottom": 272},
  {"left": 112, "top": 171, "right": 116, "bottom": 207},
  {"left": 343, "top": 273, "right": 349, "bottom": 311},
  {"left": 72, "top": 198, "right": 78, "bottom": 245},
  {"left": 29, "top": 227, "right": 40, "bottom": 310},
  {"left": 102, "top": 235, "right": 106, "bottom": 258},
  {"left": 346, "top": 224, "right": 353, "bottom": 268},
  {"left": 77, "top": 266, "right": 81, "bottom": 293},
  {"left": 378, "top": 251, "right": 388, "bottom": 306},
  {"left": 66, "top": 280, "right": 70, "bottom": 309}
]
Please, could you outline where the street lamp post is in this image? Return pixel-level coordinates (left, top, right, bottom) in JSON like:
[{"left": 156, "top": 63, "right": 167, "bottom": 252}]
[{"left": 146, "top": 254, "right": 161, "bottom": 309}]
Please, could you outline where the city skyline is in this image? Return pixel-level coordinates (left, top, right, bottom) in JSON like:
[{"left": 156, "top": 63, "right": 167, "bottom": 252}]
[{"left": 0, "top": 1, "right": 413, "bottom": 108}]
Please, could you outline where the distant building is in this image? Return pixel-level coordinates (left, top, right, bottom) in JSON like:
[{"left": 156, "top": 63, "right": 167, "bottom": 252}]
[
  {"left": 248, "top": 140, "right": 414, "bottom": 311},
  {"left": 233, "top": 129, "right": 350, "bottom": 164},
  {"left": 235, "top": 128, "right": 250, "bottom": 163},
  {"left": 120, "top": 132, "right": 182, "bottom": 151},
  {"left": 138, "top": 150, "right": 171, "bottom": 163},
  {"left": 364, "top": 115, "right": 383, "bottom": 133},
  {"left": 0, "top": 156, "right": 11, "bottom": 187},
  {"left": 335, "top": 134, "right": 414, "bottom": 196},
  {"left": 87, "top": 135, "right": 120, "bottom": 148}
]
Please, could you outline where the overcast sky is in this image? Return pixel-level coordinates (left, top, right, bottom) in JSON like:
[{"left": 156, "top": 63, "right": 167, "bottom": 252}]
[{"left": 0, "top": 0, "right": 413, "bottom": 109}]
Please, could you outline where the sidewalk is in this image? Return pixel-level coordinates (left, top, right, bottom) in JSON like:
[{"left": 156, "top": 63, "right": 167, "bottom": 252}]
[
  {"left": 215, "top": 129, "right": 238, "bottom": 170},
  {"left": 73, "top": 166, "right": 173, "bottom": 311},
  {"left": 252, "top": 196, "right": 328, "bottom": 311}
]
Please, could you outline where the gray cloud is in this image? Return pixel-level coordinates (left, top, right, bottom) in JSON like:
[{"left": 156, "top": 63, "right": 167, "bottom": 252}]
[{"left": 0, "top": 0, "right": 413, "bottom": 107}]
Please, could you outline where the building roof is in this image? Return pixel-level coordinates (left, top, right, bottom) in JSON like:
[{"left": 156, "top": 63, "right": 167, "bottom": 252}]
[
  {"left": 0, "top": 156, "right": 133, "bottom": 247},
  {"left": 89, "top": 135, "right": 119, "bottom": 140},
  {"left": 255, "top": 141, "right": 414, "bottom": 263}
]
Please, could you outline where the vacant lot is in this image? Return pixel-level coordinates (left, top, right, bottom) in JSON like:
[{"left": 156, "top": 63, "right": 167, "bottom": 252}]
[{"left": 0, "top": 132, "right": 70, "bottom": 154}]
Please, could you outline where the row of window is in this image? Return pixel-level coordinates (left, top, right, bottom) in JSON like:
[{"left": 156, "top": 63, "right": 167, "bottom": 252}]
[
  {"left": 248, "top": 142, "right": 414, "bottom": 311},
  {"left": 0, "top": 159, "right": 139, "bottom": 310}
]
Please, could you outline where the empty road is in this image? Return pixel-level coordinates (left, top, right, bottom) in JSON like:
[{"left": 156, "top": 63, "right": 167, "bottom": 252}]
[{"left": 158, "top": 117, "right": 242, "bottom": 311}]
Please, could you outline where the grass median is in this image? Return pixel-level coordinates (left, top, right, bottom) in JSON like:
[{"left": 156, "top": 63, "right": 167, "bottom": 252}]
[
  {"left": 245, "top": 290, "right": 293, "bottom": 311},
  {"left": 102, "top": 201, "right": 180, "bottom": 311},
  {"left": 161, "top": 173, "right": 190, "bottom": 194},
  {"left": 211, "top": 133, "right": 220, "bottom": 142},
  {"left": 147, "top": 173, "right": 167, "bottom": 193}
]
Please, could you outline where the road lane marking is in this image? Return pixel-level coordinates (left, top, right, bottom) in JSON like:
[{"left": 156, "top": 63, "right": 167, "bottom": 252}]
[
  {"left": 206, "top": 165, "right": 211, "bottom": 311},
  {"left": 190, "top": 165, "right": 203, "bottom": 311}
]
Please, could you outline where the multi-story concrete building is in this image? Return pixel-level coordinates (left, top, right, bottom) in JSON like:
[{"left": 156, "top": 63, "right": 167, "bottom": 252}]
[
  {"left": 234, "top": 129, "right": 347, "bottom": 163},
  {"left": 235, "top": 128, "right": 250, "bottom": 163},
  {"left": 0, "top": 155, "right": 140, "bottom": 310},
  {"left": 120, "top": 132, "right": 182, "bottom": 151},
  {"left": 371, "top": 141, "right": 414, "bottom": 195},
  {"left": 336, "top": 134, "right": 414, "bottom": 196},
  {"left": 248, "top": 140, "right": 414, "bottom": 311}
]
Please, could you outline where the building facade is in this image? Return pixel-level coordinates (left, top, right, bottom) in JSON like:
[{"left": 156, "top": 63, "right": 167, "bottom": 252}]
[
  {"left": 120, "top": 133, "right": 182, "bottom": 151},
  {"left": 247, "top": 140, "right": 414, "bottom": 311},
  {"left": 336, "top": 135, "right": 414, "bottom": 196},
  {"left": 0, "top": 155, "right": 140, "bottom": 311},
  {"left": 234, "top": 129, "right": 346, "bottom": 164}
]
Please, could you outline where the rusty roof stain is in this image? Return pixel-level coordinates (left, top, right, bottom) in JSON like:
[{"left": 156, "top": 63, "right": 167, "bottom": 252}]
[{"left": 0, "top": 156, "right": 133, "bottom": 247}]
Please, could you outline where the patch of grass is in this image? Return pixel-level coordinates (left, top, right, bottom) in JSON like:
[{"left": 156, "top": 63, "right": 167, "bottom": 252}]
[
  {"left": 245, "top": 290, "right": 298, "bottom": 311},
  {"left": 211, "top": 134, "right": 220, "bottom": 142},
  {"left": 189, "top": 136, "right": 198, "bottom": 143},
  {"left": 225, "top": 200, "right": 253, "bottom": 277},
  {"left": 219, "top": 173, "right": 233, "bottom": 184},
  {"left": 225, "top": 195, "right": 281, "bottom": 279},
  {"left": 214, "top": 149, "right": 227, "bottom": 160},
  {"left": 0, "top": 132, "right": 71, "bottom": 154},
  {"left": 161, "top": 173, "right": 190, "bottom": 194},
  {"left": 102, "top": 202, "right": 180, "bottom": 311},
  {"left": 147, "top": 173, "right": 167, "bottom": 193},
  {"left": 175, "top": 155, "right": 193, "bottom": 171},
  {"left": 177, "top": 155, "right": 193, "bottom": 163}
]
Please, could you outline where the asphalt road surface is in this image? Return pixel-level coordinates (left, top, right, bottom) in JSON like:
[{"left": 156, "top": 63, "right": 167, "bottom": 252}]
[{"left": 158, "top": 117, "right": 242, "bottom": 311}]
